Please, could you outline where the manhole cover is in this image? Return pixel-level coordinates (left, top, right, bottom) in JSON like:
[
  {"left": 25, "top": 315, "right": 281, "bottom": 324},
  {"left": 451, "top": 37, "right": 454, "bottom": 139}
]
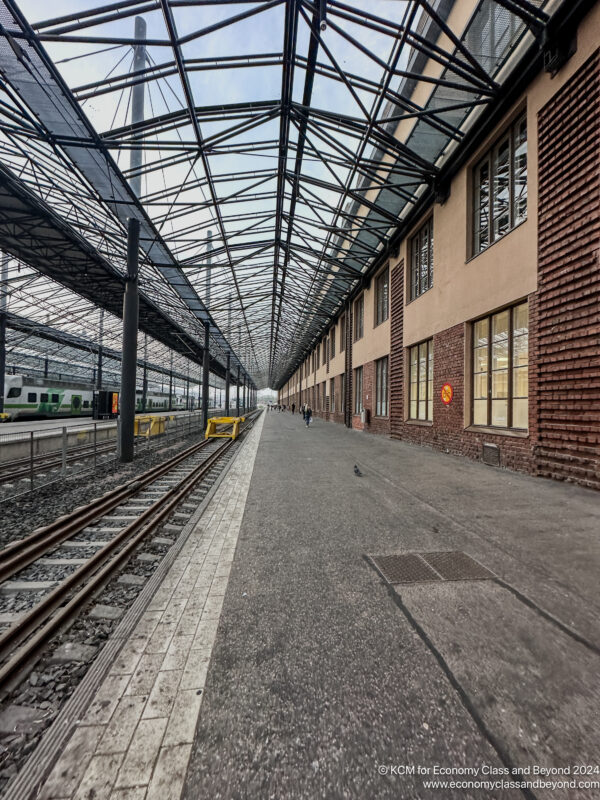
[
  {"left": 370, "top": 554, "right": 442, "bottom": 584},
  {"left": 421, "top": 551, "right": 494, "bottom": 581},
  {"left": 369, "top": 552, "right": 494, "bottom": 584}
]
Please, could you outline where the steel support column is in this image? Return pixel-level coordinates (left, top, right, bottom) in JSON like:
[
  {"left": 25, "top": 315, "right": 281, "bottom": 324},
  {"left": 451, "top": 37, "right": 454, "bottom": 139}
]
[
  {"left": 224, "top": 352, "right": 231, "bottom": 415},
  {"left": 202, "top": 322, "right": 210, "bottom": 431},
  {"left": 97, "top": 309, "right": 104, "bottom": 391},
  {"left": 119, "top": 217, "right": 140, "bottom": 462},
  {"left": 236, "top": 365, "right": 240, "bottom": 416},
  {"left": 0, "top": 253, "right": 7, "bottom": 414},
  {"left": 141, "top": 334, "right": 148, "bottom": 413}
]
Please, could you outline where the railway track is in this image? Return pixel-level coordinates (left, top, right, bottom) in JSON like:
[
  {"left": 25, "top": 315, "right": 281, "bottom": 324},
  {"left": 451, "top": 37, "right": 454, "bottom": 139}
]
[{"left": 0, "top": 409, "right": 260, "bottom": 694}]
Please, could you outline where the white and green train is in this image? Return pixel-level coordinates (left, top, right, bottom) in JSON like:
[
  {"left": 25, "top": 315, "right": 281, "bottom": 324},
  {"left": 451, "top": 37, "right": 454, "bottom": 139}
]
[{"left": 2, "top": 374, "right": 192, "bottom": 421}]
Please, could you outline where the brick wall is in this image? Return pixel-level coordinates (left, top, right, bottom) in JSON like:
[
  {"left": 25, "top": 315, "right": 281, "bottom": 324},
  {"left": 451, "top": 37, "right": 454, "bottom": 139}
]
[{"left": 535, "top": 50, "right": 600, "bottom": 489}]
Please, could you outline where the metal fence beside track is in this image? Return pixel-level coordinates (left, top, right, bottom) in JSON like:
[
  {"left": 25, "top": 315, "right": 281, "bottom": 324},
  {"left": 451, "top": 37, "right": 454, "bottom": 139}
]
[{"left": 0, "top": 408, "right": 252, "bottom": 501}]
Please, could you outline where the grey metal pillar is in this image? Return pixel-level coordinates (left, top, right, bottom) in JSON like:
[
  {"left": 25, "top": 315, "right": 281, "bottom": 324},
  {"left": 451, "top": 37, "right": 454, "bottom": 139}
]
[
  {"left": 119, "top": 15, "right": 145, "bottom": 461},
  {"left": 130, "top": 16, "right": 146, "bottom": 196},
  {"left": 0, "top": 253, "right": 8, "bottom": 414},
  {"left": 236, "top": 366, "right": 240, "bottom": 416},
  {"left": 168, "top": 352, "right": 173, "bottom": 411},
  {"left": 141, "top": 334, "right": 148, "bottom": 412},
  {"left": 97, "top": 309, "right": 104, "bottom": 390},
  {"left": 119, "top": 217, "right": 140, "bottom": 462},
  {"left": 205, "top": 230, "right": 212, "bottom": 310},
  {"left": 202, "top": 322, "right": 210, "bottom": 431},
  {"left": 224, "top": 352, "right": 231, "bottom": 416}
]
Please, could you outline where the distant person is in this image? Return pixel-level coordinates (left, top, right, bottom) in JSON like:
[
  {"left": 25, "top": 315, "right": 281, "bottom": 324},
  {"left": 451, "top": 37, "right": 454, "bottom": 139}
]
[
  {"left": 291, "top": 402, "right": 296, "bottom": 414},
  {"left": 305, "top": 404, "right": 312, "bottom": 427}
]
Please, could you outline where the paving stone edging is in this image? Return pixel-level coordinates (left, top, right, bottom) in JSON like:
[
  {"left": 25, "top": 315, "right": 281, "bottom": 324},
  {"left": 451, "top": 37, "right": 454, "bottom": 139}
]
[{"left": 5, "top": 422, "right": 259, "bottom": 800}]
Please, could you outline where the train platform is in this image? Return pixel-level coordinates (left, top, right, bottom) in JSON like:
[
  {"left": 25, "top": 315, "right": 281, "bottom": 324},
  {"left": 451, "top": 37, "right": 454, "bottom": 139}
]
[{"left": 21, "top": 411, "right": 600, "bottom": 800}]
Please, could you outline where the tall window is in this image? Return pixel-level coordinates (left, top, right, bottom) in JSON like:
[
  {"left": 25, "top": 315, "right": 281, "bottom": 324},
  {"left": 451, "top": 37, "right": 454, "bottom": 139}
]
[
  {"left": 375, "top": 357, "right": 388, "bottom": 416},
  {"left": 322, "top": 381, "right": 327, "bottom": 410},
  {"left": 341, "top": 372, "right": 345, "bottom": 413},
  {"left": 375, "top": 268, "right": 389, "bottom": 325},
  {"left": 409, "top": 340, "right": 433, "bottom": 421},
  {"left": 330, "top": 327, "right": 336, "bottom": 359},
  {"left": 330, "top": 377, "right": 335, "bottom": 413},
  {"left": 354, "top": 295, "right": 364, "bottom": 341},
  {"left": 473, "top": 114, "right": 527, "bottom": 255},
  {"left": 410, "top": 218, "right": 433, "bottom": 300},
  {"left": 472, "top": 301, "right": 528, "bottom": 429},
  {"left": 323, "top": 339, "right": 327, "bottom": 364},
  {"left": 354, "top": 366, "right": 363, "bottom": 414},
  {"left": 340, "top": 316, "right": 346, "bottom": 352},
  {"left": 316, "top": 346, "right": 320, "bottom": 370}
]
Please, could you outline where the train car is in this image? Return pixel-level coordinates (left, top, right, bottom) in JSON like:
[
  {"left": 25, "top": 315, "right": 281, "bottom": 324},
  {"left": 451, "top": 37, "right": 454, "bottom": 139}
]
[{"left": 1, "top": 374, "right": 195, "bottom": 421}]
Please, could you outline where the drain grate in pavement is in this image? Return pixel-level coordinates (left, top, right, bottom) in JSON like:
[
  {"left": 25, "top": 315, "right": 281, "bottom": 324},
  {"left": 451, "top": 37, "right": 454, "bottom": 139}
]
[
  {"left": 422, "top": 551, "right": 494, "bottom": 581},
  {"left": 369, "top": 551, "right": 494, "bottom": 584},
  {"left": 370, "top": 553, "right": 442, "bottom": 584}
]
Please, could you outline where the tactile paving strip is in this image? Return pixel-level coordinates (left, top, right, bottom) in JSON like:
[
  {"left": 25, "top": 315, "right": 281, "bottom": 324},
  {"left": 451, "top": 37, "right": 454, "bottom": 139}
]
[{"left": 369, "top": 551, "right": 494, "bottom": 584}]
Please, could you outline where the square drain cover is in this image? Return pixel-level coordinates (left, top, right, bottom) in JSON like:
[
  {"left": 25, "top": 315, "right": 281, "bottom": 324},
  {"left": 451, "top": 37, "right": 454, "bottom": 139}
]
[
  {"left": 422, "top": 551, "right": 494, "bottom": 581},
  {"left": 370, "top": 554, "right": 442, "bottom": 584},
  {"left": 369, "top": 551, "right": 494, "bottom": 584}
]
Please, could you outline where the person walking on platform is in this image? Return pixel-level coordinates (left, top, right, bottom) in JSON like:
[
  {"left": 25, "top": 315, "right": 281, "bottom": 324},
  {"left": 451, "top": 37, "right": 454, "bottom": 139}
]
[
  {"left": 305, "top": 404, "right": 312, "bottom": 427},
  {"left": 291, "top": 402, "right": 296, "bottom": 414}
]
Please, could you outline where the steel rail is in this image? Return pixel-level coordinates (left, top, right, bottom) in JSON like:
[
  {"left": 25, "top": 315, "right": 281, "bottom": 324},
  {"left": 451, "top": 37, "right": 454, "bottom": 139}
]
[
  {"left": 0, "top": 434, "right": 219, "bottom": 581},
  {"left": 0, "top": 410, "right": 260, "bottom": 692}
]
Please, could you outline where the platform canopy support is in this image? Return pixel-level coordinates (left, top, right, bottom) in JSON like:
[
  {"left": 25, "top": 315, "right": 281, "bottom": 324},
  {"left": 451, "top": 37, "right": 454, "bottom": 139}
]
[
  {"left": 225, "top": 352, "right": 231, "bottom": 416},
  {"left": 0, "top": 252, "right": 7, "bottom": 414},
  {"left": 236, "top": 366, "right": 240, "bottom": 417},
  {"left": 119, "top": 15, "right": 146, "bottom": 463},
  {"left": 119, "top": 217, "right": 140, "bottom": 462},
  {"left": 202, "top": 322, "right": 210, "bottom": 431}
]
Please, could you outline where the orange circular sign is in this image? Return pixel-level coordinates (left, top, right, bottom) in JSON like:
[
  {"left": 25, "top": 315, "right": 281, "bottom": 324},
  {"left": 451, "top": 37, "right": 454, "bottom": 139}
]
[{"left": 441, "top": 383, "right": 453, "bottom": 405}]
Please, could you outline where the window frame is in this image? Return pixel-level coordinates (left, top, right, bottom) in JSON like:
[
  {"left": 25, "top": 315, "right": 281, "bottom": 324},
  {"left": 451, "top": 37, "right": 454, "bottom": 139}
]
[
  {"left": 375, "top": 356, "right": 389, "bottom": 417},
  {"left": 354, "top": 366, "right": 363, "bottom": 415},
  {"left": 330, "top": 327, "right": 336, "bottom": 359},
  {"left": 40, "top": 392, "right": 49, "bottom": 403},
  {"left": 472, "top": 112, "right": 527, "bottom": 257},
  {"left": 354, "top": 295, "right": 364, "bottom": 341},
  {"left": 330, "top": 377, "right": 335, "bottom": 413},
  {"left": 341, "top": 372, "right": 345, "bottom": 413},
  {"left": 51, "top": 393, "right": 60, "bottom": 403},
  {"left": 409, "top": 217, "right": 434, "bottom": 301},
  {"left": 408, "top": 339, "right": 434, "bottom": 422},
  {"left": 27, "top": 392, "right": 37, "bottom": 403},
  {"left": 340, "top": 316, "right": 346, "bottom": 352},
  {"left": 374, "top": 267, "right": 389, "bottom": 326},
  {"left": 471, "top": 301, "right": 528, "bottom": 430}
]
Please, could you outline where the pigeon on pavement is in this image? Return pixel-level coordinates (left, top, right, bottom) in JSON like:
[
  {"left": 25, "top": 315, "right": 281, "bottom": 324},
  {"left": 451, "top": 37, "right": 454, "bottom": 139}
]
[{"left": 354, "top": 464, "right": 363, "bottom": 476}]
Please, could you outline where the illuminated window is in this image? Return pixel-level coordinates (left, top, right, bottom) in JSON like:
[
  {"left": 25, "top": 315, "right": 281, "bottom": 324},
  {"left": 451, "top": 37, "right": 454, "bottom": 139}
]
[
  {"left": 408, "top": 340, "right": 433, "bottom": 421},
  {"left": 375, "top": 357, "right": 388, "bottom": 416},
  {"left": 472, "top": 301, "right": 528, "bottom": 429},
  {"left": 354, "top": 366, "right": 363, "bottom": 414}
]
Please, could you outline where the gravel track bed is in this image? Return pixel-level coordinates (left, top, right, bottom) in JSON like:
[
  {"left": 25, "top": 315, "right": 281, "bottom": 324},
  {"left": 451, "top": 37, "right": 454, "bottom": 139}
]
[
  {"left": 0, "top": 591, "right": 47, "bottom": 615},
  {"left": 0, "top": 433, "right": 206, "bottom": 548}
]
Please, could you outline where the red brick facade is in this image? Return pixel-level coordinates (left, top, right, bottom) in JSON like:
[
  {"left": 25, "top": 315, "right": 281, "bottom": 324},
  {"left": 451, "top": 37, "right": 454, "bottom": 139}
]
[{"left": 535, "top": 50, "right": 600, "bottom": 489}]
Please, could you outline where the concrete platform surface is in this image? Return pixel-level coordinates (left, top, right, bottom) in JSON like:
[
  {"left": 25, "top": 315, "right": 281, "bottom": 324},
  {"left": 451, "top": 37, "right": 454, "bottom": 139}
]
[
  {"left": 183, "top": 413, "right": 599, "bottom": 800},
  {"left": 31, "top": 411, "right": 599, "bottom": 800}
]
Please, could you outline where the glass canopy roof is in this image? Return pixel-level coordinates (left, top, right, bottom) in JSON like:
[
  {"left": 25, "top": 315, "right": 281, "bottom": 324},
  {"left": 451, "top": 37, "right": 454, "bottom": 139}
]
[{"left": 0, "top": 0, "right": 550, "bottom": 388}]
